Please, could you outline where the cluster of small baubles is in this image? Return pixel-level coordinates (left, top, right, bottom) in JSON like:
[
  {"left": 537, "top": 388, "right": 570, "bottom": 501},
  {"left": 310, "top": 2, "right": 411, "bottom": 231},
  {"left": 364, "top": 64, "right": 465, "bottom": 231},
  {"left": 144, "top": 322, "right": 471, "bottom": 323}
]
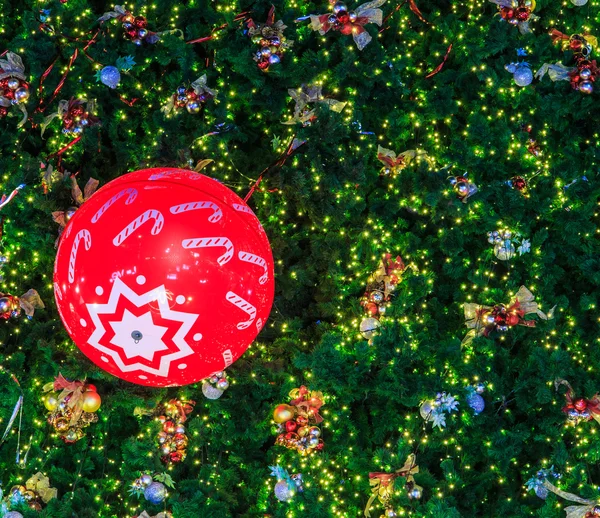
[
  {"left": 156, "top": 400, "right": 193, "bottom": 464},
  {"left": 274, "top": 405, "right": 324, "bottom": 455},
  {"left": 44, "top": 384, "right": 101, "bottom": 443},
  {"left": 484, "top": 304, "right": 519, "bottom": 332},
  {"left": 174, "top": 86, "right": 211, "bottom": 114},
  {"left": 202, "top": 370, "right": 230, "bottom": 400},
  {"left": 487, "top": 229, "right": 515, "bottom": 261},
  {"left": 131, "top": 474, "right": 167, "bottom": 505},
  {"left": 8, "top": 485, "right": 43, "bottom": 511},
  {"left": 0, "top": 294, "right": 18, "bottom": 319},
  {"left": 448, "top": 174, "right": 477, "bottom": 201},
  {"left": 499, "top": 0, "right": 533, "bottom": 24},
  {"left": 361, "top": 287, "right": 393, "bottom": 319},
  {"left": 585, "top": 505, "right": 600, "bottom": 518},
  {"left": 327, "top": 2, "right": 358, "bottom": 33},
  {"left": 121, "top": 13, "right": 150, "bottom": 45},
  {"left": 0, "top": 77, "right": 29, "bottom": 118},
  {"left": 567, "top": 398, "right": 593, "bottom": 424},
  {"left": 252, "top": 33, "right": 287, "bottom": 71},
  {"left": 571, "top": 61, "right": 596, "bottom": 95},
  {"left": 62, "top": 104, "right": 91, "bottom": 136}
]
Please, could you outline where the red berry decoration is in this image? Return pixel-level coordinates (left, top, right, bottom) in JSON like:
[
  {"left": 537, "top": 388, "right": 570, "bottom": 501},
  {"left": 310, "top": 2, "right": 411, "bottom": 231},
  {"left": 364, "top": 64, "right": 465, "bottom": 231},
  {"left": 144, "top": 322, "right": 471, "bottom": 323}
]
[{"left": 53, "top": 168, "right": 275, "bottom": 387}]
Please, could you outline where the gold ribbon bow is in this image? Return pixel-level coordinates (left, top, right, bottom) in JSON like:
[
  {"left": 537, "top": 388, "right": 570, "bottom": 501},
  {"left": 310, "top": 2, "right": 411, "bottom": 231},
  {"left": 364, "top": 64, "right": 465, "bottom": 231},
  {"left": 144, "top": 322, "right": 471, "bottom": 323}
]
[
  {"left": 543, "top": 480, "right": 598, "bottom": 518},
  {"left": 377, "top": 146, "right": 434, "bottom": 175},
  {"left": 283, "top": 85, "right": 347, "bottom": 125},
  {"left": 25, "top": 472, "right": 58, "bottom": 504},
  {"left": 43, "top": 373, "right": 86, "bottom": 425},
  {"left": 364, "top": 454, "right": 421, "bottom": 517}
]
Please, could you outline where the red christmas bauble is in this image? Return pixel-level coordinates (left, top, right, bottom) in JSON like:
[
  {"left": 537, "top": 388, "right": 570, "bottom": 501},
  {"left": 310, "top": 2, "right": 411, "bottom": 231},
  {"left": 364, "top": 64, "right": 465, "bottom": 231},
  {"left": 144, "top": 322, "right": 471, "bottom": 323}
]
[
  {"left": 54, "top": 168, "right": 275, "bottom": 387},
  {"left": 574, "top": 398, "right": 588, "bottom": 412}
]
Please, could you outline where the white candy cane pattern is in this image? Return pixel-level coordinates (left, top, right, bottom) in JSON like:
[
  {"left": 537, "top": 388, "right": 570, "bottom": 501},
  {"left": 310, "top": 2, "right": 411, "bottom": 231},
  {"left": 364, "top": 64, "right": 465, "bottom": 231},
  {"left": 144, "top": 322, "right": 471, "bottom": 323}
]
[
  {"left": 225, "top": 291, "right": 257, "bottom": 330},
  {"left": 170, "top": 201, "right": 223, "bottom": 223},
  {"left": 237, "top": 251, "right": 269, "bottom": 284},
  {"left": 222, "top": 349, "right": 233, "bottom": 367},
  {"left": 91, "top": 188, "right": 138, "bottom": 223},
  {"left": 182, "top": 237, "right": 234, "bottom": 266},
  {"left": 54, "top": 282, "right": 63, "bottom": 301},
  {"left": 113, "top": 209, "right": 164, "bottom": 246},
  {"left": 69, "top": 229, "right": 92, "bottom": 283},
  {"left": 256, "top": 318, "right": 263, "bottom": 331},
  {"left": 232, "top": 203, "right": 254, "bottom": 215}
]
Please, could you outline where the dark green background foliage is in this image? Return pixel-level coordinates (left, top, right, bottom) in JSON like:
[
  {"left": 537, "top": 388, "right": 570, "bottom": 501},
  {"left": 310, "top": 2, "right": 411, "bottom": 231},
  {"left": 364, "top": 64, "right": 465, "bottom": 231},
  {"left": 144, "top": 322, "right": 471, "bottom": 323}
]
[{"left": 0, "top": 0, "right": 599, "bottom": 516}]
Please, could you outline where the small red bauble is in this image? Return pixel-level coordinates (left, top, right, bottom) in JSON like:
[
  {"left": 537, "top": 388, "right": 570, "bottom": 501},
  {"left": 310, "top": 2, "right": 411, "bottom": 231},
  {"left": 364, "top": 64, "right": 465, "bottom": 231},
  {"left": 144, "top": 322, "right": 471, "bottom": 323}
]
[
  {"left": 53, "top": 168, "right": 274, "bottom": 387},
  {"left": 505, "top": 313, "right": 520, "bottom": 327},
  {"left": 574, "top": 399, "right": 588, "bottom": 412},
  {"left": 134, "top": 16, "right": 147, "bottom": 28},
  {"left": 285, "top": 421, "right": 298, "bottom": 432},
  {"left": 258, "top": 61, "right": 270, "bottom": 70}
]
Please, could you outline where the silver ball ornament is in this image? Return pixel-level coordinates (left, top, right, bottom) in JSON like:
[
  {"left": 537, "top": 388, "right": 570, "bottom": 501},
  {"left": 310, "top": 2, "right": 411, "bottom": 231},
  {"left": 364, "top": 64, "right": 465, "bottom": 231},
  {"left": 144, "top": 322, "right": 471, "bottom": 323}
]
[
  {"left": 138, "top": 29, "right": 148, "bottom": 39},
  {"left": 274, "top": 480, "right": 294, "bottom": 502},
  {"left": 333, "top": 1, "right": 348, "bottom": 14},
  {"left": 7, "top": 78, "right": 20, "bottom": 90},
  {"left": 100, "top": 66, "right": 121, "bottom": 89},
  {"left": 386, "top": 510, "right": 397, "bottom": 518},
  {"left": 475, "top": 383, "right": 485, "bottom": 394},
  {"left": 186, "top": 101, "right": 201, "bottom": 114},
  {"left": 140, "top": 474, "right": 153, "bottom": 486},
  {"left": 65, "top": 207, "right": 78, "bottom": 222},
  {"left": 214, "top": 371, "right": 225, "bottom": 378},
  {"left": 370, "top": 291, "right": 384, "bottom": 304},
  {"left": 144, "top": 481, "right": 167, "bottom": 504},
  {"left": 261, "top": 46, "right": 272, "bottom": 57},
  {"left": 579, "top": 81, "right": 594, "bottom": 94},
  {"left": 14, "top": 86, "right": 29, "bottom": 103},
  {"left": 0, "top": 297, "right": 12, "bottom": 313},
  {"left": 408, "top": 487, "right": 422, "bottom": 500},
  {"left": 419, "top": 400, "right": 436, "bottom": 421},
  {"left": 216, "top": 378, "right": 230, "bottom": 390},
  {"left": 359, "top": 317, "right": 380, "bottom": 340},
  {"left": 377, "top": 305, "right": 387, "bottom": 316},
  {"left": 513, "top": 64, "right": 533, "bottom": 87},
  {"left": 175, "top": 424, "right": 186, "bottom": 434},
  {"left": 269, "top": 54, "right": 281, "bottom": 65},
  {"left": 494, "top": 242, "right": 515, "bottom": 261},
  {"left": 348, "top": 11, "right": 358, "bottom": 22},
  {"left": 580, "top": 68, "right": 592, "bottom": 80},
  {"left": 202, "top": 380, "right": 224, "bottom": 400},
  {"left": 132, "top": 39, "right": 142, "bottom": 46},
  {"left": 5, "top": 512, "right": 24, "bottom": 518},
  {"left": 161, "top": 445, "right": 172, "bottom": 455},
  {"left": 571, "top": 0, "right": 588, "bottom": 5},
  {"left": 328, "top": 13, "right": 338, "bottom": 24}
]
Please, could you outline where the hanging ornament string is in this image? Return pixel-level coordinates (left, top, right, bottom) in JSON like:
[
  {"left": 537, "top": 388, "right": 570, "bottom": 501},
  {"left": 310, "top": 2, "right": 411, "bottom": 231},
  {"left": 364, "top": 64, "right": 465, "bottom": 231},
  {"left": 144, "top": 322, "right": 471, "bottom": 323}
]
[
  {"left": 426, "top": 43, "right": 453, "bottom": 78},
  {"left": 186, "top": 12, "right": 251, "bottom": 44},
  {"left": 243, "top": 135, "right": 305, "bottom": 203},
  {"left": 0, "top": 369, "right": 24, "bottom": 465}
]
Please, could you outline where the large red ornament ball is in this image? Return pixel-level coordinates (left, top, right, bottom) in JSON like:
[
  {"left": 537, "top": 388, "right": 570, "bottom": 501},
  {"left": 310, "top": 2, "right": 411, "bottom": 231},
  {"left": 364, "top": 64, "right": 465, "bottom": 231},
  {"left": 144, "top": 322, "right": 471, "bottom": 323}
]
[{"left": 54, "top": 168, "right": 274, "bottom": 387}]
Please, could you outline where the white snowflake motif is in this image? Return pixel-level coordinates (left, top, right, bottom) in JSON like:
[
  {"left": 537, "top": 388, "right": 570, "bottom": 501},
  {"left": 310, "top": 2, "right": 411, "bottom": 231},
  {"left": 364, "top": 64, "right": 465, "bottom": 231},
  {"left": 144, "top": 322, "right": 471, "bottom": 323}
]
[
  {"left": 517, "top": 239, "right": 531, "bottom": 256},
  {"left": 86, "top": 277, "right": 199, "bottom": 378},
  {"left": 431, "top": 392, "right": 459, "bottom": 429}
]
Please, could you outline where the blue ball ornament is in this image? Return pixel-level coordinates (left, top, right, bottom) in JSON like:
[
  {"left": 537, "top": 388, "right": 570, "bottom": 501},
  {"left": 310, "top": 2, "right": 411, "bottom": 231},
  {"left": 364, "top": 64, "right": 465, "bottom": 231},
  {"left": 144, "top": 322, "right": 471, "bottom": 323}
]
[
  {"left": 100, "top": 66, "right": 121, "bottom": 89},
  {"left": 144, "top": 481, "right": 166, "bottom": 504},
  {"left": 467, "top": 393, "right": 485, "bottom": 415}
]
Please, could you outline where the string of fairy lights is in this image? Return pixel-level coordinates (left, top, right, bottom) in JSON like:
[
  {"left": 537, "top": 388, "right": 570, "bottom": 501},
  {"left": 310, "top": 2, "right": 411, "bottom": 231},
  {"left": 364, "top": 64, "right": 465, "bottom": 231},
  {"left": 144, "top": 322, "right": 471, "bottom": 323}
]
[{"left": 0, "top": 0, "right": 598, "bottom": 515}]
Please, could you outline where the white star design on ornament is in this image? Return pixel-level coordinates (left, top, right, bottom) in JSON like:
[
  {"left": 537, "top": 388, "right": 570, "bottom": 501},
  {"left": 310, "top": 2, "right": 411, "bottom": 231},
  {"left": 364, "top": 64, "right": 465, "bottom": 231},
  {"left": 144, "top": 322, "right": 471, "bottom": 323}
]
[
  {"left": 109, "top": 309, "right": 169, "bottom": 361},
  {"left": 86, "top": 278, "right": 198, "bottom": 378}
]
